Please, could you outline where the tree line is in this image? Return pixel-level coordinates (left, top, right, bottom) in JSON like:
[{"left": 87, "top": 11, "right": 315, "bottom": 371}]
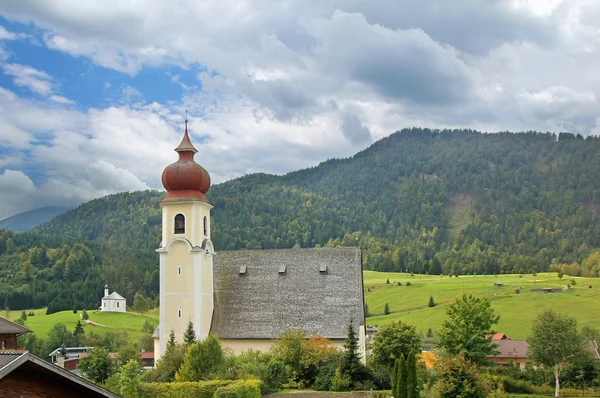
[{"left": 1, "top": 129, "right": 600, "bottom": 311}]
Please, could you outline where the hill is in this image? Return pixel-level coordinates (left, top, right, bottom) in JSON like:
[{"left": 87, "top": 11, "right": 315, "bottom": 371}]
[
  {"left": 364, "top": 271, "right": 598, "bottom": 339},
  {"left": 7, "top": 309, "right": 158, "bottom": 342},
  {"left": 0, "top": 206, "right": 71, "bottom": 233},
  {"left": 1, "top": 128, "right": 600, "bottom": 313}
]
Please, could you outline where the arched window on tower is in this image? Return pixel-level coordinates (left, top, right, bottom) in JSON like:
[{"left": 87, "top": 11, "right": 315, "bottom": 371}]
[
  {"left": 174, "top": 214, "right": 185, "bottom": 234},
  {"left": 203, "top": 216, "right": 208, "bottom": 236}
]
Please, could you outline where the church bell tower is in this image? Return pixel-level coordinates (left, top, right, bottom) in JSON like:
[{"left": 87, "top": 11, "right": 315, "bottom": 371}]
[{"left": 155, "top": 120, "right": 214, "bottom": 360}]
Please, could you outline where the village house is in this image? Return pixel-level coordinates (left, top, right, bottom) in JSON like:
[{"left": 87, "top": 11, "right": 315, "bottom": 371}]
[
  {"left": 0, "top": 350, "right": 118, "bottom": 397},
  {"left": 100, "top": 284, "right": 126, "bottom": 313},
  {"left": 0, "top": 317, "right": 30, "bottom": 350},
  {"left": 153, "top": 124, "right": 366, "bottom": 363}
]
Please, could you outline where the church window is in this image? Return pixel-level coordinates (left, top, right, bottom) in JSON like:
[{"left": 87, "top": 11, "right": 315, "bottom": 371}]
[
  {"left": 174, "top": 214, "right": 185, "bottom": 234},
  {"left": 178, "top": 266, "right": 182, "bottom": 275},
  {"left": 117, "top": 302, "right": 119, "bottom": 308},
  {"left": 203, "top": 216, "right": 208, "bottom": 236},
  {"left": 178, "top": 309, "right": 182, "bottom": 318},
  {"left": 103, "top": 302, "right": 106, "bottom": 307}
]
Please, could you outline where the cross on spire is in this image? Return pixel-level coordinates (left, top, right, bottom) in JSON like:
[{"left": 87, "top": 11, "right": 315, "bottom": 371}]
[{"left": 185, "top": 110, "right": 188, "bottom": 132}]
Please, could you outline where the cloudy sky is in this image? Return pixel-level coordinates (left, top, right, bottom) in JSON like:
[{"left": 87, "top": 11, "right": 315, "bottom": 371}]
[{"left": 0, "top": 0, "right": 599, "bottom": 219}]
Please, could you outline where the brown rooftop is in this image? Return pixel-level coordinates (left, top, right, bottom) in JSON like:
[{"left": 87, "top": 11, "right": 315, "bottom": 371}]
[{"left": 0, "top": 317, "right": 31, "bottom": 335}]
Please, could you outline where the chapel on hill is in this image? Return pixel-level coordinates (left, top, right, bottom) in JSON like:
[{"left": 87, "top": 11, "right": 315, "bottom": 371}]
[{"left": 152, "top": 122, "right": 366, "bottom": 362}]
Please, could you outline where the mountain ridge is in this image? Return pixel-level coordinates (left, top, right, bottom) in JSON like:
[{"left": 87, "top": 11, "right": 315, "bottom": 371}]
[{"left": 1, "top": 128, "right": 599, "bottom": 312}]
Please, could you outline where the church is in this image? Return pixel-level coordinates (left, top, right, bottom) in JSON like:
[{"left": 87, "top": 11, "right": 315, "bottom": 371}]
[{"left": 152, "top": 123, "right": 366, "bottom": 362}]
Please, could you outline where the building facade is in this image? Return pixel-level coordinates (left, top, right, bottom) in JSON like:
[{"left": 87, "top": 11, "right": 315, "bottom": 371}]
[
  {"left": 154, "top": 123, "right": 366, "bottom": 362},
  {"left": 100, "top": 285, "right": 126, "bottom": 312}
]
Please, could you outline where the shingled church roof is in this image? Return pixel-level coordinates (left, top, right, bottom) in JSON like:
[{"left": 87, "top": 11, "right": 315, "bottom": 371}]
[{"left": 211, "top": 247, "right": 364, "bottom": 340}]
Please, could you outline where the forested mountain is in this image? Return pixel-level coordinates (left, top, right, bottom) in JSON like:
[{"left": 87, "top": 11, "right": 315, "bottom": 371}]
[
  {"left": 0, "top": 206, "right": 71, "bottom": 232},
  {"left": 1, "top": 128, "right": 600, "bottom": 312}
]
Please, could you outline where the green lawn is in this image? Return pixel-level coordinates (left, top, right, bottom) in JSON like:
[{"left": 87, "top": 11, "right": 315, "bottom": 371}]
[
  {"left": 365, "top": 272, "right": 599, "bottom": 338},
  {"left": 8, "top": 308, "right": 159, "bottom": 341}
]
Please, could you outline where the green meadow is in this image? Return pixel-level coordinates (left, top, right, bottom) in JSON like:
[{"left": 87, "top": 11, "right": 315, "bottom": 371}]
[
  {"left": 364, "top": 272, "right": 600, "bottom": 339},
  {"left": 8, "top": 308, "right": 158, "bottom": 341},
  {"left": 7, "top": 272, "right": 599, "bottom": 342}
]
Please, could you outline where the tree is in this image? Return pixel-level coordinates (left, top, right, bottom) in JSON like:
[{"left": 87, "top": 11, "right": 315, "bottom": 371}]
[
  {"left": 397, "top": 354, "right": 407, "bottom": 398},
  {"left": 371, "top": 320, "right": 421, "bottom": 368},
  {"left": 437, "top": 294, "right": 500, "bottom": 364},
  {"left": 177, "top": 334, "right": 225, "bottom": 381},
  {"left": 133, "top": 292, "right": 149, "bottom": 315},
  {"left": 73, "top": 320, "right": 85, "bottom": 345},
  {"left": 528, "top": 309, "right": 587, "bottom": 398},
  {"left": 392, "top": 359, "right": 399, "bottom": 398},
  {"left": 20, "top": 310, "right": 27, "bottom": 321},
  {"left": 384, "top": 303, "right": 390, "bottom": 315},
  {"left": 435, "top": 356, "right": 487, "bottom": 398},
  {"left": 117, "top": 344, "right": 142, "bottom": 369},
  {"left": 270, "top": 329, "right": 305, "bottom": 378},
  {"left": 151, "top": 337, "right": 186, "bottom": 383},
  {"left": 406, "top": 352, "right": 418, "bottom": 398},
  {"left": 341, "top": 320, "right": 363, "bottom": 382},
  {"left": 81, "top": 309, "right": 89, "bottom": 320},
  {"left": 78, "top": 347, "right": 116, "bottom": 384},
  {"left": 183, "top": 320, "right": 196, "bottom": 346},
  {"left": 386, "top": 278, "right": 390, "bottom": 284},
  {"left": 428, "top": 296, "right": 435, "bottom": 308},
  {"left": 120, "top": 359, "right": 140, "bottom": 398}
]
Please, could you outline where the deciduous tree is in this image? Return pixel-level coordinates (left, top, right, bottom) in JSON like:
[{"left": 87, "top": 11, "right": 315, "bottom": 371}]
[
  {"left": 528, "top": 309, "right": 587, "bottom": 398},
  {"left": 372, "top": 320, "right": 421, "bottom": 369},
  {"left": 437, "top": 294, "right": 499, "bottom": 364}
]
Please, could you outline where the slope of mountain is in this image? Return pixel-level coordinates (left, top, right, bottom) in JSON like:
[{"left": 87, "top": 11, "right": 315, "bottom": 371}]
[
  {"left": 0, "top": 206, "right": 71, "bottom": 232},
  {"left": 1, "top": 128, "right": 599, "bottom": 313}
]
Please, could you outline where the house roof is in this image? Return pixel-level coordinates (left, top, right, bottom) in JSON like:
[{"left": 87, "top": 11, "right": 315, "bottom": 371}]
[
  {"left": 0, "top": 317, "right": 32, "bottom": 335},
  {"left": 489, "top": 340, "right": 529, "bottom": 359},
  {"left": 210, "top": 247, "right": 365, "bottom": 340},
  {"left": 491, "top": 333, "right": 509, "bottom": 340},
  {"left": 0, "top": 351, "right": 119, "bottom": 398},
  {"left": 489, "top": 339, "right": 600, "bottom": 361},
  {"left": 102, "top": 291, "right": 126, "bottom": 300}
]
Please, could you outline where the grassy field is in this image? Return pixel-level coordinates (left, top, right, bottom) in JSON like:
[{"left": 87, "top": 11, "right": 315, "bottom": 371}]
[
  {"left": 7, "top": 308, "right": 159, "bottom": 341},
  {"left": 365, "top": 272, "right": 599, "bottom": 339}
]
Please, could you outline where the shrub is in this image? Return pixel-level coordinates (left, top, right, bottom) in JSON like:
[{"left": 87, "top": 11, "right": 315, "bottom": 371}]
[
  {"left": 406, "top": 282, "right": 412, "bottom": 286},
  {"left": 138, "top": 380, "right": 232, "bottom": 398},
  {"left": 330, "top": 368, "right": 351, "bottom": 391},
  {"left": 514, "top": 288, "right": 521, "bottom": 294},
  {"left": 214, "top": 380, "right": 262, "bottom": 398}
]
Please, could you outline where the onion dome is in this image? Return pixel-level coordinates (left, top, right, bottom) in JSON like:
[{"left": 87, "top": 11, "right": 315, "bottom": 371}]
[{"left": 161, "top": 121, "right": 211, "bottom": 202}]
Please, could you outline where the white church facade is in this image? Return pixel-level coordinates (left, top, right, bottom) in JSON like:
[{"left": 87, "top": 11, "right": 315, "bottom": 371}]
[
  {"left": 153, "top": 122, "right": 366, "bottom": 362},
  {"left": 100, "top": 285, "right": 127, "bottom": 313}
]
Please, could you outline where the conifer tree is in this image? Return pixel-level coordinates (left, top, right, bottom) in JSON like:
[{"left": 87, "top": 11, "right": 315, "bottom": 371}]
[
  {"left": 428, "top": 296, "right": 435, "bottom": 307},
  {"left": 406, "top": 352, "right": 418, "bottom": 398},
  {"left": 397, "top": 354, "right": 407, "bottom": 398},
  {"left": 384, "top": 303, "right": 390, "bottom": 315},
  {"left": 392, "top": 359, "right": 399, "bottom": 398},
  {"left": 183, "top": 320, "right": 196, "bottom": 346},
  {"left": 342, "top": 320, "right": 362, "bottom": 381}
]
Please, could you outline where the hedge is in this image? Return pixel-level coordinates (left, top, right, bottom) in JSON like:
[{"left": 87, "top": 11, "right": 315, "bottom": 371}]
[
  {"left": 214, "top": 380, "right": 262, "bottom": 398},
  {"left": 138, "top": 380, "right": 232, "bottom": 398}
]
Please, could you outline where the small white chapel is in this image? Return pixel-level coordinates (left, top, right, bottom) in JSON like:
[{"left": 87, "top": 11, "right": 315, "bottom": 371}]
[{"left": 100, "top": 284, "right": 127, "bottom": 313}]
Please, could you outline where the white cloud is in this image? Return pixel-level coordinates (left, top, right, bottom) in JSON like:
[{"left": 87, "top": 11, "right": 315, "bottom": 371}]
[
  {"left": 0, "top": 0, "right": 600, "bottom": 218},
  {"left": 2, "top": 63, "right": 53, "bottom": 95},
  {"left": 50, "top": 94, "right": 75, "bottom": 104}
]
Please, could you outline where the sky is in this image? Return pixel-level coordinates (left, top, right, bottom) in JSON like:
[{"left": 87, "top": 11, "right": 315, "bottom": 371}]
[{"left": 0, "top": 0, "right": 599, "bottom": 219}]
